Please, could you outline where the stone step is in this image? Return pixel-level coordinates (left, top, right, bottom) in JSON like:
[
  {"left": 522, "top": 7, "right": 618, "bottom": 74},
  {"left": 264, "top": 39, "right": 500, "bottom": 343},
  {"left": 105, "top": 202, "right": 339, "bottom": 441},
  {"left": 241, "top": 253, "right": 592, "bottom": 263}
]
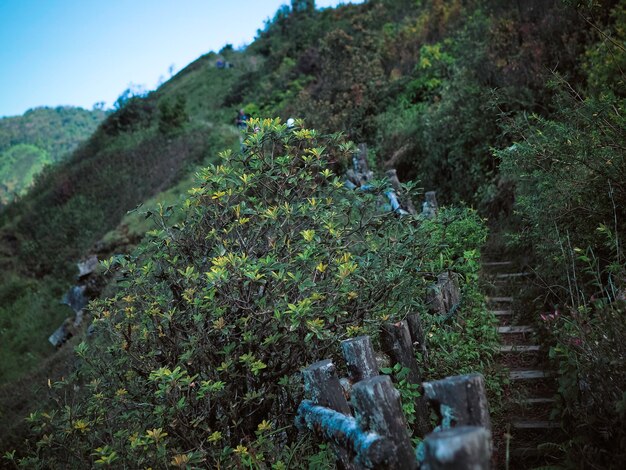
[
  {"left": 509, "top": 369, "right": 554, "bottom": 380},
  {"left": 483, "top": 261, "right": 514, "bottom": 267},
  {"left": 498, "top": 325, "right": 534, "bottom": 334},
  {"left": 498, "top": 345, "right": 541, "bottom": 353},
  {"left": 494, "top": 272, "right": 532, "bottom": 279},
  {"left": 512, "top": 420, "right": 561, "bottom": 430},
  {"left": 518, "top": 397, "right": 556, "bottom": 405},
  {"left": 509, "top": 447, "right": 544, "bottom": 458},
  {"left": 491, "top": 310, "right": 513, "bottom": 316},
  {"left": 487, "top": 296, "right": 513, "bottom": 303}
]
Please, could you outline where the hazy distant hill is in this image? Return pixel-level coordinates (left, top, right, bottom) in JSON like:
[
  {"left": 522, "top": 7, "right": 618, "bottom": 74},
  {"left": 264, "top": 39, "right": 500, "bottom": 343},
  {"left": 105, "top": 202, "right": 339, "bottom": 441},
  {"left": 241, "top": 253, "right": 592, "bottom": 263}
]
[{"left": 0, "top": 106, "right": 106, "bottom": 204}]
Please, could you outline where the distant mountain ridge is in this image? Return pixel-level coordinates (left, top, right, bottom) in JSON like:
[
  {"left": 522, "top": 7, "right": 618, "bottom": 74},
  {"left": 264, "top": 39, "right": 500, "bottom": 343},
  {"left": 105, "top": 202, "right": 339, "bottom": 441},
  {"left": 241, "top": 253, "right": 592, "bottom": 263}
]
[{"left": 0, "top": 106, "right": 106, "bottom": 205}]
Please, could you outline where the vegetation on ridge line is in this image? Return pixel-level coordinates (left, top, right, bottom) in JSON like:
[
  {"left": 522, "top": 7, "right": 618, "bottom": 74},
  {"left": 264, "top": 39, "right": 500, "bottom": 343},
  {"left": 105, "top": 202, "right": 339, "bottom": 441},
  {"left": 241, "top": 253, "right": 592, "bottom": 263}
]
[{"left": 0, "top": 106, "right": 106, "bottom": 206}]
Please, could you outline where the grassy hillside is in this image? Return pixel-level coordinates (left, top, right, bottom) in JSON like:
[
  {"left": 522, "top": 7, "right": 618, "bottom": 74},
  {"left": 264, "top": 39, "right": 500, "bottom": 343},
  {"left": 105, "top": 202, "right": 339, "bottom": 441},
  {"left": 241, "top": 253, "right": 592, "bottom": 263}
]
[
  {"left": 0, "top": 0, "right": 624, "bottom": 466},
  {"left": 0, "top": 49, "right": 251, "bottom": 383},
  {"left": 0, "top": 106, "right": 106, "bottom": 205}
]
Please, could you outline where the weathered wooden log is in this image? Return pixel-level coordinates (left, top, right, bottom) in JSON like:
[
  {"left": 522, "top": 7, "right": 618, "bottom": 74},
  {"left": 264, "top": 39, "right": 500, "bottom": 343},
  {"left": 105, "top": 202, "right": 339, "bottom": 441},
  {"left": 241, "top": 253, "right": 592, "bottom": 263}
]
[
  {"left": 386, "top": 168, "right": 417, "bottom": 215},
  {"left": 62, "top": 285, "right": 88, "bottom": 314},
  {"left": 426, "top": 272, "right": 461, "bottom": 317},
  {"left": 385, "top": 190, "right": 408, "bottom": 214},
  {"left": 381, "top": 321, "right": 422, "bottom": 384},
  {"left": 341, "top": 336, "right": 379, "bottom": 383},
  {"left": 351, "top": 375, "right": 417, "bottom": 469},
  {"left": 380, "top": 320, "right": 430, "bottom": 436},
  {"left": 48, "top": 316, "right": 77, "bottom": 347},
  {"left": 422, "top": 191, "right": 438, "bottom": 218},
  {"left": 302, "top": 359, "right": 354, "bottom": 468},
  {"left": 422, "top": 373, "right": 491, "bottom": 431},
  {"left": 346, "top": 168, "right": 359, "bottom": 186},
  {"left": 421, "top": 426, "right": 492, "bottom": 469},
  {"left": 406, "top": 313, "right": 429, "bottom": 366},
  {"left": 346, "top": 143, "right": 374, "bottom": 188},
  {"left": 302, "top": 359, "right": 351, "bottom": 415},
  {"left": 295, "top": 400, "right": 395, "bottom": 469}
]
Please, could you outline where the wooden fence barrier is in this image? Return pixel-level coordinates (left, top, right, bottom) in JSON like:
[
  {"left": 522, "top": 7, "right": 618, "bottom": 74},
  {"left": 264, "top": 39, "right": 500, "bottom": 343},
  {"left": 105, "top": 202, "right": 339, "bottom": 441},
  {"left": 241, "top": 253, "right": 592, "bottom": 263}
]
[
  {"left": 345, "top": 143, "right": 436, "bottom": 218},
  {"left": 296, "top": 146, "right": 491, "bottom": 467},
  {"left": 297, "top": 352, "right": 415, "bottom": 469},
  {"left": 380, "top": 320, "right": 430, "bottom": 436},
  {"left": 297, "top": 332, "right": 493, "bottom": 469}
]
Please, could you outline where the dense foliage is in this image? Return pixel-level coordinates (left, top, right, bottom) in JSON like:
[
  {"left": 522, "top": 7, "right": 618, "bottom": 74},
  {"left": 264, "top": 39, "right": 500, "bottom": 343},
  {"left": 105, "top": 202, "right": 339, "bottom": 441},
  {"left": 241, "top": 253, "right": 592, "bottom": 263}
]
[{"left": 11, "top": 121, "right": 496, "bottom": 468}]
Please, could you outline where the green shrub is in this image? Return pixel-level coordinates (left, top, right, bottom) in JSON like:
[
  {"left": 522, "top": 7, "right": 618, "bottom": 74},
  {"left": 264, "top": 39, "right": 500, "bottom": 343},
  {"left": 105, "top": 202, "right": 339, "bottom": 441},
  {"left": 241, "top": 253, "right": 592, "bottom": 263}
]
[
  {"left": 16, "top": 120, "right": 494, "bottom": 468},
  {"left": 547, "top": 299, "right": 626, "bottom": 466},
  {"left": 0, "top": 273, "right": 69, "bottom": 382},
  {"left": 158, "top": 95, "right": 189, "bottom": 135},
  {"left": 497, "top": 90, "right": 625, "bottom": 302}
]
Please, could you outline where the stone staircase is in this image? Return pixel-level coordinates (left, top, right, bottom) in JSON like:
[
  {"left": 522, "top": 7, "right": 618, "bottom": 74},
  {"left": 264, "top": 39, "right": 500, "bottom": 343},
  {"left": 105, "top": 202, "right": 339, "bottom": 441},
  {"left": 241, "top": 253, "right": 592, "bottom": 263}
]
[{"left": 483, "top": 260, "right": 564, "bottom": 468}]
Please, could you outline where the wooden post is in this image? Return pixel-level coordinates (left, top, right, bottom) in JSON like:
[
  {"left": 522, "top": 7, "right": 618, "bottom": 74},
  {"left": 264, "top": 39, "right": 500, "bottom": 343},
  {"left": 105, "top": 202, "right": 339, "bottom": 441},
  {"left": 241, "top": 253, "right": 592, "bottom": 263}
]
[
  {"left": 422, "top": 373, "right": 491, "bottom": 431},
  {"left": 381, "top": 320, "right": 422, "bottom": 384},
  {"left": 302, "top": 359, "right": 351, "bottom": 416},
  {"left": 426, "top": 272, "right": 461, "bottom": 318},
  {"left": 348, "top": 143, "right": 373, "bottom": 186},
  {"left": 302, "top": 359, "right": 354, "bottom": 468},
  {"left": 341, "top": 336, "right": 379, "bottom": 384},
  {"left": 386, "top": 168, "right": 416, "bottom": 215},
  {"left": 351, "top": 375, "right": 417, "bottom": 470},
  {"left": 406, "top": 313, "right": 429, "bottom": 366},
  {"left": 380, "top": 320, "right": 430, "bottom": 436},
  {"left": 421, "top": 426, "right": 492, "bottom": 469},
  {"left": 356, "top": 144, "right": 370, "bottom": 174},
  {"left": 422, "top": 191, "right": 438, "bottom": 218}
]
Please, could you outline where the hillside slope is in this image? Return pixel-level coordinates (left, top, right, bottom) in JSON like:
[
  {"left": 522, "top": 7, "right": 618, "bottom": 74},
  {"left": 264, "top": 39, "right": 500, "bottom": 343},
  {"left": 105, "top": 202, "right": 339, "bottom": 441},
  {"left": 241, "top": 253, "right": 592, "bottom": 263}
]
[
  {"left": 0, "top": 51, "right": 245, "bottom": 383},
  {"left": 1, "top": 0, "right": 624, "bottom": 466},
  {"left": 0, "top": 106, "right": 106, "bottom": 205}
]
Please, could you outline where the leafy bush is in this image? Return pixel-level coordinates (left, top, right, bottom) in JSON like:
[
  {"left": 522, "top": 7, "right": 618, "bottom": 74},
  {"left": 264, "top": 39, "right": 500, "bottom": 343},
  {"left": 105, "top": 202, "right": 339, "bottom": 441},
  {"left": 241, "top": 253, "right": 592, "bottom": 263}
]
[
  {"left": 158, "top": 95, "right": 189, "bottom": 135},
  {"left": 497, "top": 89, "right": 625, "bottom": 302},
  {"left": 16, "top": 120, "right": 493, "bottom": 468},
  {"left": 103, "top": 94, "right": 156, "bottom": 136},
  {"left": 547, "top": 296, "right": 626, "bottom": 466}
]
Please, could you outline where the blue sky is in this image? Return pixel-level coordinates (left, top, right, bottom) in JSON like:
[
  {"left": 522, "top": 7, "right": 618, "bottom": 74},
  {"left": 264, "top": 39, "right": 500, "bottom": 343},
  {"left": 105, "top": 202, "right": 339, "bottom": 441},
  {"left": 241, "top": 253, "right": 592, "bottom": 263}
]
[{"left": 0, "top": 0, "right": 362, "bottom": 118}]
